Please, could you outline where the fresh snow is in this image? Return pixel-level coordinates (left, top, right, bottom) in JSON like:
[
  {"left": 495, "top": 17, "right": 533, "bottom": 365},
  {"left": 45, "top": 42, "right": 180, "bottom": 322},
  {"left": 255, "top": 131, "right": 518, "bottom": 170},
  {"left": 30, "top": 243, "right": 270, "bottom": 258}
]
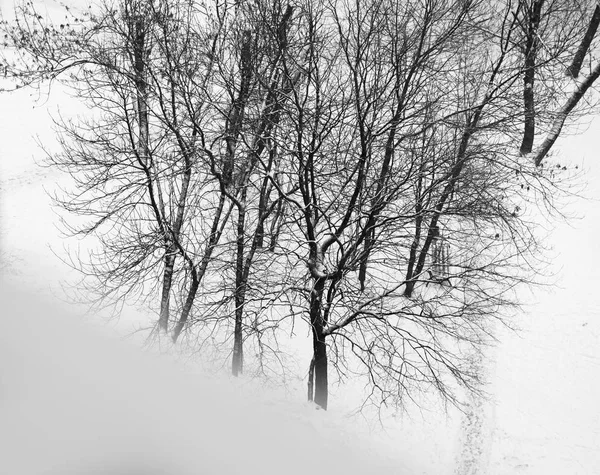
[{"left": 0, "top": 281, "right": 403, "bottom": 475}]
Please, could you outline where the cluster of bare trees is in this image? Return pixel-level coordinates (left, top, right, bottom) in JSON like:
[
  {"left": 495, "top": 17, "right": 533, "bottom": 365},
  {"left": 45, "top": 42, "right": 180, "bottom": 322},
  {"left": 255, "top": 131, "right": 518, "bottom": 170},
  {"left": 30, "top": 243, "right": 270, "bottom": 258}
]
[{"left": 2, "top": 0, "right": 599, "bottom": 410}]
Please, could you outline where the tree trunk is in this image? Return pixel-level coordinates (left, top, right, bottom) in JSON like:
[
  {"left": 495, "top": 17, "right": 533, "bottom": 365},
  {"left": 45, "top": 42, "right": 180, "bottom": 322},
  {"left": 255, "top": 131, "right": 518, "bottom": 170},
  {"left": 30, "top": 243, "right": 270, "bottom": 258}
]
[
  {"left": 232, "top": 303, "right": 245, "bottom": 376},
  {"left": 520, "top": 66, "right": 536, "bottom": 155},
  {"left": 404, "top": 195, "right": 425, "bottom": 298},
  {"left": 171, "top": 265, "right": 199, "bottom": 343},
  {"left": 519, "top": 0, "right": 544, "bottom": 155},
  {"left": 268, "top": 199, "right": 285, "bottom": 252},
  {"left": 232, "top": 193, "right": 247, "bottom": 377},
  {"left": 566, "top": 4, "right": 600, "bottom": 79},
  {"left": 358, "top": 104, "right": 400, "bottom": 292},
  {"left": 308, "top": 278, "right": 328, "bottom": 409},
  {"left": 358, "top": 228, "right": 373, "bottom": 291},
  {"left": 312, "top": 328, "right": 328, "bottom": 410},
  {"left": 307, "top": 357, "right": 315, "bottom": 402},
  {"left": 224, "top": 30, "right": 253, "bottom": 186},
  {"left": 532, "top": 60, "right": 600, "bottom": 166},
  {"left": 158, "top": 249, "right": 175, "bottom": 332},
  {"left": 256, "top": 186, "right": 267, "bottom": 248},
  {"left": 404, "top": 214, "right": 423, "bottom": 298},
  {"left": 133, "top": 15, "right": 176, "bottom": 333}
]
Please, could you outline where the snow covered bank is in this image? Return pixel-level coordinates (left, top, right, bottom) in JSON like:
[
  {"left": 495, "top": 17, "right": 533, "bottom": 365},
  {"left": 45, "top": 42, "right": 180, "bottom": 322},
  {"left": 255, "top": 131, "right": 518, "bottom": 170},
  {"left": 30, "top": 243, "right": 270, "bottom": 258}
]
[{"left": 0, "top": 281, "right": 405, "bottom": 475}]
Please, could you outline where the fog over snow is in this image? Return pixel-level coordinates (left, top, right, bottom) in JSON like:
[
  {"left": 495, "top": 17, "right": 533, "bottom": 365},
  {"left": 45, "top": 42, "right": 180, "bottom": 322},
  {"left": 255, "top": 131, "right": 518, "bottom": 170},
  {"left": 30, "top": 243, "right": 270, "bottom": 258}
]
[
  {"left": 0, "top": 85, "right": 405, "bottom": 475},
  {"left": 1, "top": 4, "right": 600, "bottom": 474},
  {"left": 0, "top": 280, "right": 401, "bottom": 475}
]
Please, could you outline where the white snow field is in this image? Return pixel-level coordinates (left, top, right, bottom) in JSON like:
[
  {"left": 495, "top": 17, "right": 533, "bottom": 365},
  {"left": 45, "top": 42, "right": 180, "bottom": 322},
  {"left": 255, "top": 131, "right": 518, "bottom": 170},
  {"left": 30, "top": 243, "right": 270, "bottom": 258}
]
[
  {"left": 0, "top": 281, "right": 402, "bottom": 475},
  {"left": 483, "top": 127, "right": 600, "bottom": 474},
  {"left": 2, "top": 49, "right": 600, "bottom": 475}
]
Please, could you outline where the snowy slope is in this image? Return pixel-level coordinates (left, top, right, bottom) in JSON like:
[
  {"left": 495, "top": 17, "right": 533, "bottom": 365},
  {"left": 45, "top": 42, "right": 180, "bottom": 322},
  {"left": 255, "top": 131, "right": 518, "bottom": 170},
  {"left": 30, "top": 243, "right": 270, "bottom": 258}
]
[
  {"left": 0, "top": 280, "right": 408, "bottom": 475},
  {"left": 0, "top": 88, "right": 408, "bottom": 475},
  {"left": 2, "top": 53, "right": 600, "bottom": 475},
  {"left": 483, "top": 126, "right": 600, "bottom": 475}
]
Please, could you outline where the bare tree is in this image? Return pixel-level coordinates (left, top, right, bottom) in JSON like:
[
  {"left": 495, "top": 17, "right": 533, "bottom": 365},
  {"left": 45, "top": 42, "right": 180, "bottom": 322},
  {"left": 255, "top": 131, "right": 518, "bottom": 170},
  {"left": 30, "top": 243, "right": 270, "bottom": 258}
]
[
  {"left": 266, "top": 0, "right": 600, "bottom": 410},
  {"left": 4, "top": 0, "right": 600, "bottom": 413},
  {"left": 1, "top": 0, "right": 232, "bottom": 341}
]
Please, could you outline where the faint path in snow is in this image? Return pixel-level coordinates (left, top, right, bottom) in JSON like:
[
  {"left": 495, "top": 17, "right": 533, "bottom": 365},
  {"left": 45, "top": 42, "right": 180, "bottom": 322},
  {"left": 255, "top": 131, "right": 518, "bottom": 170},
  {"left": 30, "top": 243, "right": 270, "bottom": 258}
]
[{"left": 454, "top": 344, "right": 497, "bottom": 475}]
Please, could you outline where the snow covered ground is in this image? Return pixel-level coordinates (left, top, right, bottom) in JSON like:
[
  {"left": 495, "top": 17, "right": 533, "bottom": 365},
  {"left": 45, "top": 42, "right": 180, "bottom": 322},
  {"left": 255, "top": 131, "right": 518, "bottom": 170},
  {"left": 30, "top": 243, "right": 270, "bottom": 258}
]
[
  {"left": 0, "top": 85, "right": 409, "bottom": 475},
  {"left": 2, "top": 60, "right": 600, "bottom": 475},
  {"left": 484, "top": 129, "right": 600, "bottom": 474},
  {"left": 0, "top": 279, "right": 405, "bottom": 475}
]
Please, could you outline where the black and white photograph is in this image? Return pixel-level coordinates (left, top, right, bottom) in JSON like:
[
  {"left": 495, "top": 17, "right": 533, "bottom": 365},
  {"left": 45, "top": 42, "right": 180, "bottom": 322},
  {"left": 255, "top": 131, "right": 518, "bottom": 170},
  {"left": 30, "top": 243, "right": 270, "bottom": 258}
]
[{"left": 1, "top": 1, "right": 599, "bottom": 473}]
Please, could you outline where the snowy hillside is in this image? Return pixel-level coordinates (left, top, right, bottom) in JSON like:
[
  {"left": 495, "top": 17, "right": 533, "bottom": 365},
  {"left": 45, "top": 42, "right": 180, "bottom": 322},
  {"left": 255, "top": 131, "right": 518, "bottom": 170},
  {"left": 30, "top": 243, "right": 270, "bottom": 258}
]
[
  {"left": 484, "top": 129, "right": 600, "bottom": 474},
  {"left": 0, "top": 280, "right": 406, "bottom": 475},
  {"left": 2, "top": 6, "right": 600, "bottom": 475},
  {"left": 2, "top": 81, "right": 600, "bottom": 475},
  {"left": 0, "top": 88, "right": 405, "bottom": 475}
]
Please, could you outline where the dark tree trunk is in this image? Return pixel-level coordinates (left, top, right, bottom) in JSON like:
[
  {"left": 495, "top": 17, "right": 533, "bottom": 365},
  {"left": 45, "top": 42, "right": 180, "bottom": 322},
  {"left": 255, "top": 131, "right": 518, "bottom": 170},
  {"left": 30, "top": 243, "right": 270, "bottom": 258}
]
[
  {"left": 312, "top": 329, "right": 328, "bottom": 410},
  {"left": 357, "top": 103, "right": 400, "bottom": 292},
  {"left": 224, "top": 30, "right": 253, "bottom": 186},
  {"left": 520, "top": 65, "right": 536, "bottom": 155},
  {"left": 232, "top": 300, "right": 245, "bottom": 376},
  {"left": 403, "top": 280, "right": 416, "bottom": 299},
  {"left": 171, "top": 194, "right": 228, "bottom": 343},
  {"left": 231, "top": 308, "right": 245, "bottom": 375},
  {"left": 358, "top": 228, "right": 373, "bottom": 291},
  {"left": 133, "top": 15, "right": 176, "bottom": 333},
  {"left": 256, "top": 185, "right": 268, "bottom": 248},
  {"left": 307, "top": 357, "right": 315, "bottom": 402},
  {"left": 566, "top": 4, "right": 600, "bottom": 79},
  {"left": 171, "top": 265, "right": 199, "bottom": 343},
  {"left": 232, "top": 192, "right": 247, "bottom": 377},
  {"left": 533, "top": 60, "right": 600, "bottom": 166},
  {"left": 404, "top": 187, "right": 425, "bottom": 298},
  {"left": 158, "top": 250, "right": 175, "bottom": 332},
  {"left": 403, "top": 214, "right": 423, "bottom": 298},
  {"left": 405, "top": 107, "right": 484, "bottom": 296},
  {"left": 308, "top": 277, "right": 328, "bottom": 409},
  {"left": 520, "top": 0, "right": 544, "bottom": 155},
  {"left": 231, "top": 186, "right": 277, "bottom": 374},
  {"left": 268, "top": 199, "right": 285, "bottom": 252}
]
